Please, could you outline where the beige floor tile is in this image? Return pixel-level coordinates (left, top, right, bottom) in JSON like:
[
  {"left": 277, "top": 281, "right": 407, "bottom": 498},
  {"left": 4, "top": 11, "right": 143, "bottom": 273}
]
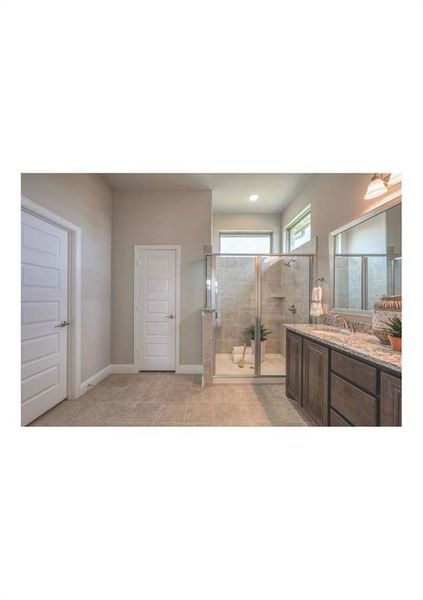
[
  {"left": 71, "top": 399, "right": 140, "bottom": 426},
  {"left": 29, "top": 399, "right": 87, "bottom": 426},
  {"left": 28, "top": 374, "right": 312, "bottom": 427},
  {"left": 156, "top": 401, "right": 187, "bottom": 423},
  {"left": 125, "top": 401, "right": 162, "bottom": 424},
  {"left": 184, "top": 400, "right": 214, "bottom": 424}
]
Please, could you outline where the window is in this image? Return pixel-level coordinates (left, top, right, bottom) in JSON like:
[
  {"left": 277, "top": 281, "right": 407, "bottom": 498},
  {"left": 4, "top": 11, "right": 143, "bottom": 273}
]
[
  {"left": 286, "top": 206, "right": 311, "bottom": 251},
  {"left": 219, "top": 231, "right": 272, "bottom": 254}
]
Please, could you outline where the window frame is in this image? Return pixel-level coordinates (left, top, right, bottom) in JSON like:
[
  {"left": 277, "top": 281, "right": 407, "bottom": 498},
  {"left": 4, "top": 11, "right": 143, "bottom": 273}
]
[
  {"left": 219, "top": 230, "right": 273, "bottom": 254},
  {"left": 285, "top": 205, "right": 311, "bottom": 252}
]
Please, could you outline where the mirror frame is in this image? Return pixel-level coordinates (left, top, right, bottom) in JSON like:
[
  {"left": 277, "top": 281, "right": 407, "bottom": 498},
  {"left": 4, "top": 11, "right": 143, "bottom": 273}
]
[{"left": 328, "top": 190, "right": 402, "bottom": 319}]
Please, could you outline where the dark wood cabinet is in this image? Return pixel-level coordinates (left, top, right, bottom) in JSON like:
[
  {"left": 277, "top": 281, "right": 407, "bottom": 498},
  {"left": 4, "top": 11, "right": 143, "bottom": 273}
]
[
  {"left": 380, "top": 372, "right": 402, "bottom": 426},
  {"left": 331, "top": 351, "right": 377, "bottom": 395},
  {"left": 285, "top": 328, "right": 401, "bottom": 426},
  {"left": 331, "top": 373, "right": 377, "bottom": 426},
  {"left": 286, "top": 331, "right": 302, "bottom": 403},
  {"left": 330, "top": 409, "right": 351, "bottom": 426},
  {"left": 302, "top": 339, "right": 329, "bottom": 425}
]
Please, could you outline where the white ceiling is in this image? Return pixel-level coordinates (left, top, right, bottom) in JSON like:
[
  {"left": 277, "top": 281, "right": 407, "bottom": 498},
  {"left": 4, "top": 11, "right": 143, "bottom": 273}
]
[{"left": 101, "top": 173, "right": 314, "bottom": 214}]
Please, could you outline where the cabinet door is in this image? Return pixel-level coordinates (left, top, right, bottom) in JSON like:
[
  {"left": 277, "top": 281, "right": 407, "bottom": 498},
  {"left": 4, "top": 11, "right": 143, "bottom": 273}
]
[
  {"left": 286, "top": 331, "right": 302, "bottom": 403},
  {"left": 380, "top": 372, "right": 402, "bottom": 426},
  {"left": 302, "top": 339, "right": 329, "bottom": 425}
]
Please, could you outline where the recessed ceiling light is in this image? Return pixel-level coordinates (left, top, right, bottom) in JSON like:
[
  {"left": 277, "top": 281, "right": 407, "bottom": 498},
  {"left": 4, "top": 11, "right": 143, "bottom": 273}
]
[{"left": 249, "top": 194, "right": 259, "bottom": 202}]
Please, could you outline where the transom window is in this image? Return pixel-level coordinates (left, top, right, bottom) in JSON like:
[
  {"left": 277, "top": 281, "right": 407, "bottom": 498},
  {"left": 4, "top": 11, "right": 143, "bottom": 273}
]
[
  {"left": 219, "top": 231, "right": 272, "bottom": 254},
  {"left": 285, "top": 206, "right": 311, "bottom": 251}
]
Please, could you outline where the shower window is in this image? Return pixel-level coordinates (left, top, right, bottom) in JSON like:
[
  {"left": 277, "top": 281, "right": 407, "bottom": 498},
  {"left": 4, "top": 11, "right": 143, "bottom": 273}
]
[
  {"left": 219, "top": 232, "right": 272, "bottom": 254},
  {"left": 285, "top": 206, "right": 311, "bottom": 251}
]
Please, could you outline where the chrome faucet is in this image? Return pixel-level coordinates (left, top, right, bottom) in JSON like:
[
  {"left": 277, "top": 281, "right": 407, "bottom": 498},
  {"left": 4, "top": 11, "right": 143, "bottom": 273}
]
[{"left": 331, "top": 314, "right": 354, "bottom": 333}]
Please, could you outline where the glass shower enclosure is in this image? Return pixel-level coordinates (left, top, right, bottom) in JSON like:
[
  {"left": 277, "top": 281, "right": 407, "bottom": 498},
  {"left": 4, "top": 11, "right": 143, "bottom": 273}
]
[{"left": 205, "top": 253, "right": 313, "bottom": 379}]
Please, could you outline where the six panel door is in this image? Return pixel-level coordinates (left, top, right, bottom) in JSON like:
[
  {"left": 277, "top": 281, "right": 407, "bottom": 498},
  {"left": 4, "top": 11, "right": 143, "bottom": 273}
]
[
  {"left": 138, "top": 249, "right": 176, "bottom": 371},
  {"left": 21, "top": 211, "right": 69, "bottom": 425}
]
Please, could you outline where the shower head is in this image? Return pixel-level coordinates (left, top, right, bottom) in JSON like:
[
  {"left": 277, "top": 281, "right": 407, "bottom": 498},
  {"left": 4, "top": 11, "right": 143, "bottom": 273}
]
[{"left": 283, "top": 259, "right": 296, "bottom": 267}]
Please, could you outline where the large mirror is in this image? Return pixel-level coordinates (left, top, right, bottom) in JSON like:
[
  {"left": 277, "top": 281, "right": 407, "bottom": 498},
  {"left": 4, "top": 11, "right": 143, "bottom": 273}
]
[{"left": 330, "top": 199, "right": 401, "bottom": 314}]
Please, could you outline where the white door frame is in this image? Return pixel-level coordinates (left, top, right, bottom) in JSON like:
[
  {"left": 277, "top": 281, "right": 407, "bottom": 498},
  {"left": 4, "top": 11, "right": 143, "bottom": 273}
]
[
  {"left": 134, "top": 245, "right": 181, "bottom": 372},
  {"left": 21, "top": 196, "right": 82, "bottom": 399}
]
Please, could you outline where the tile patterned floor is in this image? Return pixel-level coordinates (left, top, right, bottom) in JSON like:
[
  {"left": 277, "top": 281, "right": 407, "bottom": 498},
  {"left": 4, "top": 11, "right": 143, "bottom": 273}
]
[{"left": 29, "top": 373, "right": 314, "bottom": 427}]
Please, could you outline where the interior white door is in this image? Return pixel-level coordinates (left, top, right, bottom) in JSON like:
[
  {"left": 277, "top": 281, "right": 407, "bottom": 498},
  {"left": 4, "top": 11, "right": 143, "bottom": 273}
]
[
  {"left": 21, "top": 211, "right": 69, "bottom": 425},
  {"left": 138, "top": 249, "right": 176, "bottom": 371}
]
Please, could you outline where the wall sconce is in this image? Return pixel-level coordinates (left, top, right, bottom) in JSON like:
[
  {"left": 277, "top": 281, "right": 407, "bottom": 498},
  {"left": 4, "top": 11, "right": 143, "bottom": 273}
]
[{"left": 364, "top": 173, "right": 401, "bottom": 200}]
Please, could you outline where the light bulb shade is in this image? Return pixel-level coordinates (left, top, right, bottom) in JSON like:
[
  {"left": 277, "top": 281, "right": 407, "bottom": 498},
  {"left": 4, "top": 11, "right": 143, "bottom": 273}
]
[
  {"left": 364, "top": 174, "right": 388, "bottom": 200},
  {"left": 388, "top": 173, "right": 401, "bottom": 186}
]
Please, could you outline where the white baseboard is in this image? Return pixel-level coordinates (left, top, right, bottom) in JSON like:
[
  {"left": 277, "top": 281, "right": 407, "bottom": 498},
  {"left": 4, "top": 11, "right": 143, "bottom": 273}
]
[
  {"left": 111, "top": 364, "right": 139, "bottom": 374},
  {"left": 176, "top": 364, "right": 203, "bottom": 374},
  {"left": 79, "top": 365, "right": 112, "bottom": 395}
]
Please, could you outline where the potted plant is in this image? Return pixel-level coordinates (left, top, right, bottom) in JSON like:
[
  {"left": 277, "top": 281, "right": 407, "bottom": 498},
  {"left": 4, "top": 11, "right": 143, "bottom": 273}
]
[
  {"left": 243, "top": 324, "right": 272, "bottom": 361},
  {"left": 385, "top": 316, "right": 402, "bottom": 352}
]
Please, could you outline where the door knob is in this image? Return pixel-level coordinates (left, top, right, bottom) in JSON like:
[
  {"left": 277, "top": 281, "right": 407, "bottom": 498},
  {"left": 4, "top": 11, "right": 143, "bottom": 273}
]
[
  {"left": 165, "top": 314, "right": 175, "bottom": 319},
  {"left": 55, "top": 320, "right": 70, "bottom": 328}
]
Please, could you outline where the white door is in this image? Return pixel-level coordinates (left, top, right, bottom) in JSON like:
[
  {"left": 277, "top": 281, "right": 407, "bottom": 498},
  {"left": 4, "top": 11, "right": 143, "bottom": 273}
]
[
  {"left": 21, "top": 211, "right": 69, "bottom": 425},
  {"left": 137, "top": 249, "right": 176, "bottom": 371}
]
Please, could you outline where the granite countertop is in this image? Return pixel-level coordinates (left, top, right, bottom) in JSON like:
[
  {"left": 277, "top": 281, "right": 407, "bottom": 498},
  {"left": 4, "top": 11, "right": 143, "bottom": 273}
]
[{"left": 285, "top": 324, "right": 401, "bottom": 373}]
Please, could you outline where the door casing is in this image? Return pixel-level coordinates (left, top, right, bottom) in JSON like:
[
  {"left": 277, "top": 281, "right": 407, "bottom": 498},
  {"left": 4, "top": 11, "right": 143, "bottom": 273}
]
[{"left": 134, "top": 245, "right": 181, "bottom": 372}]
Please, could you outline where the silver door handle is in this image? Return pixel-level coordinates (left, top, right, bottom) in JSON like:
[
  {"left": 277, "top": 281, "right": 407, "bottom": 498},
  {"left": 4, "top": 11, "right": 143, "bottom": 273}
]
[
  {"left": 55, "top": 321, "right": 70, "bottom": 328},
  {"left": 165, "top": 314, "right": 175, "bottom": 319}
]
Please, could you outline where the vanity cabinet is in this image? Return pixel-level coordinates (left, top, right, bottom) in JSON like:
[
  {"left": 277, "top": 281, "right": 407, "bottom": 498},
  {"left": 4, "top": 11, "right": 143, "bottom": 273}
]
[
  {"left": 330, "top": 373, "right": 377, "bottom": 426},
  {"left": 286, "top": 331, "right": 302, "bottom": 403},
  {"left": 380, "top": 372, "right": 402, "bottom": 426},
  {"left": 302, "top": 339, "right": 329, "bottom": 425},
  {"left": 285, "top": 330, "right": 401, "bottom": 426}
]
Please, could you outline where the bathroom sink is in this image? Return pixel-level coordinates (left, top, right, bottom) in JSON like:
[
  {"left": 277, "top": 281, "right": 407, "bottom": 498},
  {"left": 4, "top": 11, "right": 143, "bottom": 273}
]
[{"left": 311, "top": 327, "right": 352, "bottom": 336}]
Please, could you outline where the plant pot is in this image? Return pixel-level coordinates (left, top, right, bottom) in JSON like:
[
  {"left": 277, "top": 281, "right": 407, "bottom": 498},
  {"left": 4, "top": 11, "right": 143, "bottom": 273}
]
[
  {"left": 389, "top": 336, "right": 402, "bottom": 352},
  {"left": 372, "top": 295, "right": 402, "bottom": 345},
  {"left": 251, "top": 340, "right": 266, "bottom": 362}
]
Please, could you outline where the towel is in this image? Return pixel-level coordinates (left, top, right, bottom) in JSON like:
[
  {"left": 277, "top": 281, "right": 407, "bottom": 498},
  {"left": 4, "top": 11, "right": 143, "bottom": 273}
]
[{"left": 310, "top": 286, "right": 324, "bottom": 317}]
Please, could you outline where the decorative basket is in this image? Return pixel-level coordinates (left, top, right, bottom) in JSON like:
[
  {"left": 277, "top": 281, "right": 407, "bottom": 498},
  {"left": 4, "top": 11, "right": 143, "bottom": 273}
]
[{"left": 372, "top": 295, "right": 402, "bottom": 345}]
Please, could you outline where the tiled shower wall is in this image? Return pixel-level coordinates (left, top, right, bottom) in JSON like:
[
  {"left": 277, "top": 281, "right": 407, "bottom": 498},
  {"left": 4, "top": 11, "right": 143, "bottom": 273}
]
[
  {"left": 260, "top": 258, "right": 286, "bottom": 354},
  {"left": 215, "top": 257, "right": 256, "bottom": 354},
  {"left": 215, "top": 256, "right": 310, "bottom": 356},
  {"left": 278, "top": 257, "right": 310, "bottom": 355}
]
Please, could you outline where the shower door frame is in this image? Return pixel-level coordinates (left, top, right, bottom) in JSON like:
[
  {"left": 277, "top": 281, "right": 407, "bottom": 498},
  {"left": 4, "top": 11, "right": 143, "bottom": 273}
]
[{"left": 208, "top": 252, "right": 315, "bottom": 382}]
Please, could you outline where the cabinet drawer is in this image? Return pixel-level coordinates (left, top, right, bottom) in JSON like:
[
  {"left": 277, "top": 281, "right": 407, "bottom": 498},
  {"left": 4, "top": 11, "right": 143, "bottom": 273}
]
[
  {"left": 331, "top": 351, "right": 377, "bottom": 394},
  {"left": 330, "top": 409, "right": 351, "bottom": 426},
  {"left": 331, "top": 374, "right": 377, "bottom": 426}
]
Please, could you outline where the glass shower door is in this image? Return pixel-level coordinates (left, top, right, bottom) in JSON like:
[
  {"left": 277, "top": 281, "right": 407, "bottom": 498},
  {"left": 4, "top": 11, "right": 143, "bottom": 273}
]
[
  {"left": 214, "top": 255, "right": 256, "bottom": 377},
  {"left": 259, "top": 255, "right": 311, "bottom": 376}
]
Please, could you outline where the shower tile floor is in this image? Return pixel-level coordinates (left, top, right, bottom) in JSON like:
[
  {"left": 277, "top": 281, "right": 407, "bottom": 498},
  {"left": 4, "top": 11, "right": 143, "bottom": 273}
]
[
  {"left": 215, "top": 353, "right": 286, "bottom": 376},
  {"left": 28, "top": 372, "right": 312, "bottom": 426}
]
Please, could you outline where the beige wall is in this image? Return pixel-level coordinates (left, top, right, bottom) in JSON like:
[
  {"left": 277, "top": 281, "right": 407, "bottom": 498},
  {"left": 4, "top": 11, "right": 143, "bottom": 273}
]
[
  {"left": 111, "top": 189, "right": 212, "bottom": 366},
  {"left": 280, "top": 173, "right": 389, "bottom": 310},
  {"left": 21, "top": 174, "right": 112, "bottom": 382},
  {"left": 213, "top": 213, "right": 281, "bottom": 252}
]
